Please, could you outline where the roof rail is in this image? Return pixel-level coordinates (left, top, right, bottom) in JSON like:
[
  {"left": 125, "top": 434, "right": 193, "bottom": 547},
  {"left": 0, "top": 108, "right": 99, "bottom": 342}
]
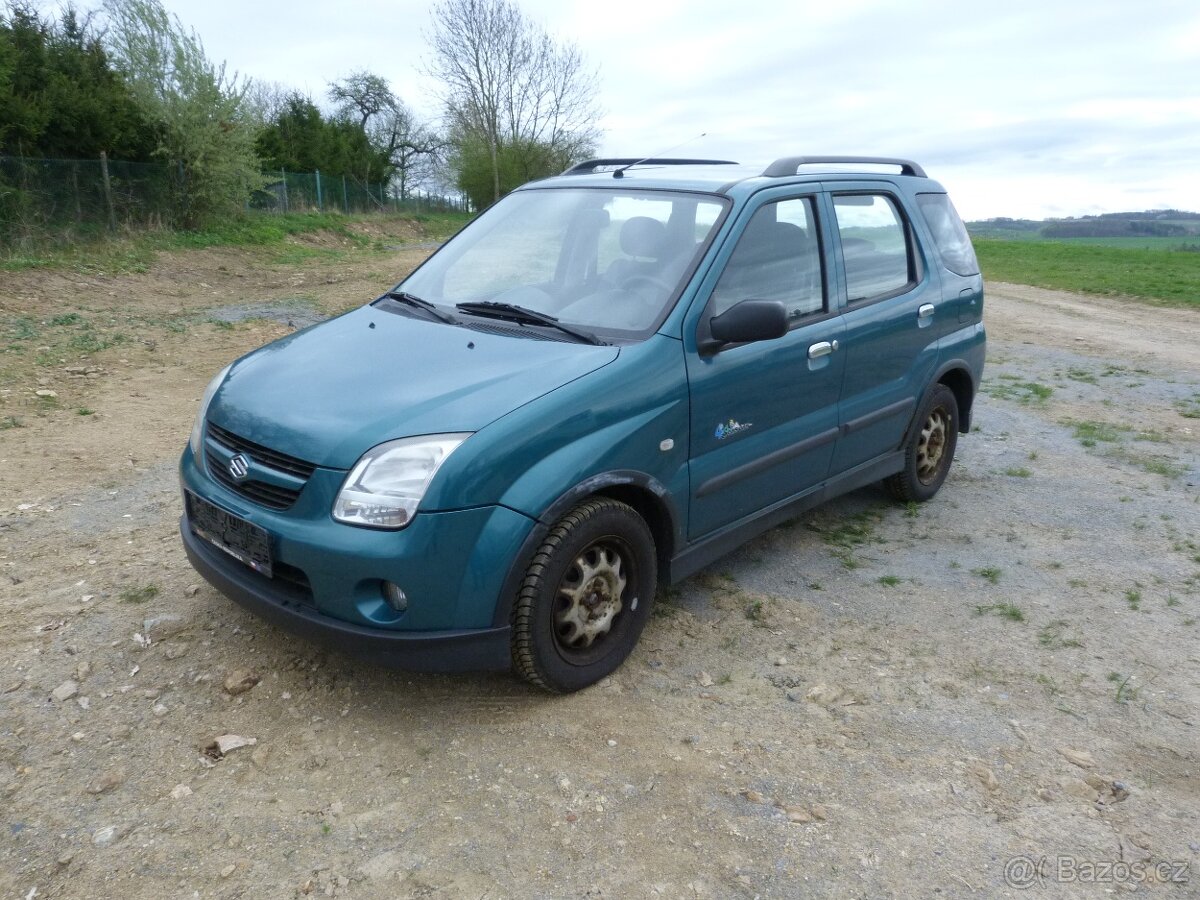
[
  {"left": 562, "top": 158, "right": 739, "bottom": 176},
  {"left": 763, "top": 156, "right": 927, "bottom": 178}
]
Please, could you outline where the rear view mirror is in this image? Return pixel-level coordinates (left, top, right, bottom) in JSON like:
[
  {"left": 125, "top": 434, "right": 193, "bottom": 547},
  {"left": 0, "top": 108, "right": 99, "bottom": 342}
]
[{"left": 707, "top": 300, "right": 788, "bottom": 347}]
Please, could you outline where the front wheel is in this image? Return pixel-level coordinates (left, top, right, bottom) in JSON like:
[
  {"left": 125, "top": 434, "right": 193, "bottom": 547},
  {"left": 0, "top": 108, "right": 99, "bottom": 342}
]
[
  {"left": 884, "top": 384, "right": 959, "bottom": 503},
  {"left": 511, "top": 498, "right": 657, "bottom": 693}
]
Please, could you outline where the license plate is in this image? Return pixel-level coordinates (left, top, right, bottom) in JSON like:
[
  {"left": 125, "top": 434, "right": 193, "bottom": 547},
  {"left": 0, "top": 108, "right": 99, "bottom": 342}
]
[{"left": 186, "top": 490, "right": 273, "bottom": 578}]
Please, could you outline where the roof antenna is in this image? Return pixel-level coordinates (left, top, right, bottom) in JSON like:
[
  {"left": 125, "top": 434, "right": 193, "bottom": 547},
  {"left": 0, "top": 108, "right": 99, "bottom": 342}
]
[{"left": 613, "top": 133, "right": 708, "bottom": 179}]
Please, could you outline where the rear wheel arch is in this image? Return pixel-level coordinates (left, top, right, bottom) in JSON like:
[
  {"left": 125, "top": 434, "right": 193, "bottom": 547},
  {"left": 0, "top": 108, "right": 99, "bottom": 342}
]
[{"left": 936, "top": 365, "right": 975, "bottom": 432}]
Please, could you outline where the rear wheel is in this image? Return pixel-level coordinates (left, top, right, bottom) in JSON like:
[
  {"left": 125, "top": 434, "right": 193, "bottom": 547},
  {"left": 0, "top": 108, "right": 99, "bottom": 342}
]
[
  {"left": 884, "top": 383, "right": 959, "bottom": 503},
  {"left": 511, "top": 498, "right": 657, "bottom": 693}
]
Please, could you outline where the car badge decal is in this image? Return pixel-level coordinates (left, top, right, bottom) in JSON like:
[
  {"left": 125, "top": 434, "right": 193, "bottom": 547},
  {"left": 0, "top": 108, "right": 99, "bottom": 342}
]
[
  {"left": 228, "top": 452, "right": 251, "bottom": 481},
  {"left": 714, "top": 419, "right": 753, "bottom": 440}
]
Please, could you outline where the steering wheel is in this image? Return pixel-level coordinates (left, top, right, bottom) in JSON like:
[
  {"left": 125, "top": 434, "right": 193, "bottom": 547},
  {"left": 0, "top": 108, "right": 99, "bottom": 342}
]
[{"left": 620, "top": 274, "right": 672, "bottom": 298}]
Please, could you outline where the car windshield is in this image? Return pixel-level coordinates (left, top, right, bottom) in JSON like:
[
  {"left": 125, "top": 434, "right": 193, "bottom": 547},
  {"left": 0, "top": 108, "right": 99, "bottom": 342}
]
[{"left": 398, "top": 187, "right": 727, "bottom": 338}]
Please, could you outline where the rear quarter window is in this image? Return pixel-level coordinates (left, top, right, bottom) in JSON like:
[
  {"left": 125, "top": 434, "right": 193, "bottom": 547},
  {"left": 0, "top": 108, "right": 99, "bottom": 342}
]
[{"left": 917, "top": 193, "right": 979, "bottom": 276}]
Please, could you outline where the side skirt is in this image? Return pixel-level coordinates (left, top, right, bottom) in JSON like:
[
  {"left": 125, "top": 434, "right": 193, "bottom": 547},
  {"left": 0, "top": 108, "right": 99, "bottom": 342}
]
[{"left": 668, "top": 451, "right": 904, "bottom": 583}]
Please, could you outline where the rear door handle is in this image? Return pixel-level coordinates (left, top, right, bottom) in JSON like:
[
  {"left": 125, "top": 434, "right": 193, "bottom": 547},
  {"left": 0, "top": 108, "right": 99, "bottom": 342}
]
[
  {"left": 808, "top": 340, "right": 838, "bottom": 359},
  {"left": 918, "top": 303, "right": 935, "bottom": 320}
]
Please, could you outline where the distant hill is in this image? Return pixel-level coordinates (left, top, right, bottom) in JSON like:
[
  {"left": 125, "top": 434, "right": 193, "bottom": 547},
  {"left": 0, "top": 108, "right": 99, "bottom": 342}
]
[{"left": 968, "top": 210, "right": 1200, "bottom": 240}]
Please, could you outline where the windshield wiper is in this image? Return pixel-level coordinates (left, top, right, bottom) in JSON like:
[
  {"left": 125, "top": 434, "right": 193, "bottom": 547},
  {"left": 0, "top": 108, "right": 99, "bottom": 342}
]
[
  {"left": 383, "top": 290, "right": 459, "bottom": 325},
  {"left": 455, "top": 301, "right": 606, "bottom": 346}
]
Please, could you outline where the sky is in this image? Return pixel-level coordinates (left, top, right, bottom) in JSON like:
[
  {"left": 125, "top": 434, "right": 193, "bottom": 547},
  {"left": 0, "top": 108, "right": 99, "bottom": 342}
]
[{"left": 94, "top": 0, "right": 1200, "bottom": 219}]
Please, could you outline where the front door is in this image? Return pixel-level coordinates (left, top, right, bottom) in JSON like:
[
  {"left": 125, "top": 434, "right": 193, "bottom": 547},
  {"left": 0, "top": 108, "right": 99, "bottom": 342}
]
[{"left": 686, "top": 194, "right": 845, "bottom": 540}]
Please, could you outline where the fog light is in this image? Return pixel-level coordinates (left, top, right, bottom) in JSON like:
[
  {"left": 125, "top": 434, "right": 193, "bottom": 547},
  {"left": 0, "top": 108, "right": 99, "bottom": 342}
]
[{"left": 382, "top": 582, "right": 408, "bottom": 612}]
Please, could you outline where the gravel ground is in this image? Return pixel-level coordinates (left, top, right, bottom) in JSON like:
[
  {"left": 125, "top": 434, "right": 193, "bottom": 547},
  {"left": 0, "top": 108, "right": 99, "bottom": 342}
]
[{"left": 1, "top": 235, "right": 1197, "bottom": 899}]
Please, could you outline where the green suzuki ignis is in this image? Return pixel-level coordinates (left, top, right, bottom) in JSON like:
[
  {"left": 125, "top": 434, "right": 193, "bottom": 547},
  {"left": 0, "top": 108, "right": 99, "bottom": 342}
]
[{"left": 180, "top": 155, "right": 985, "bottom": 692}]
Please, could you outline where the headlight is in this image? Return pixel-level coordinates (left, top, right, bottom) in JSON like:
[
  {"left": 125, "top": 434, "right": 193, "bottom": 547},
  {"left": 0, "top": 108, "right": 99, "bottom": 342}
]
[
  {"left": 333, "top": 434, "right": 470, "bottom": 529},
  {"left": 188, "top": 364, "right": 232, "bottom": 458}
]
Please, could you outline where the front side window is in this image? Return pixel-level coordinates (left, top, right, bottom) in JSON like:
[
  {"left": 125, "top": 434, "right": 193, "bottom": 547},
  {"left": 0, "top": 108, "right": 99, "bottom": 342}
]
[
  {"left": 710, "top": 197, "right": 824, "bottom": 321},
  {"left": 833, "top": 194, "right": 914, "bottom": 302},
  {"left": 400, "top": 188, "right": 727, "bottom": 338}
]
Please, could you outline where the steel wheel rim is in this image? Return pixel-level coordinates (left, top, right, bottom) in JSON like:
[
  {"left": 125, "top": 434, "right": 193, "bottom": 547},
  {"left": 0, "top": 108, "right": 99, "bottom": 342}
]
[
  {"left": 553, "top": 541, "right": 629, "bottom": 652},
  {"left": 916, "top": 406, "right": 950, "bottom": 484}
]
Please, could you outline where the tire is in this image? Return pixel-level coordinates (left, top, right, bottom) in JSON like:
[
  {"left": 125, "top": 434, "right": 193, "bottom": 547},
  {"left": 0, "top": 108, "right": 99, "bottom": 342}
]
[
  {"left": 884, "top": 383, "right": 959, "bottom": 503},
  {"left": 511, "top": 498, "right": 657, "bottom": 693}
]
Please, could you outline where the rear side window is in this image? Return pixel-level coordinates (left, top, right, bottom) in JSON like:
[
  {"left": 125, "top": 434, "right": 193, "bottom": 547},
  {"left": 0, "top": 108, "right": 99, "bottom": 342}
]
[
  {"left": 833, "top": 194, "right": 914, "bottom": 302},
  {"left": 917, "top": 193, "right": 979, "bottom": 276}
]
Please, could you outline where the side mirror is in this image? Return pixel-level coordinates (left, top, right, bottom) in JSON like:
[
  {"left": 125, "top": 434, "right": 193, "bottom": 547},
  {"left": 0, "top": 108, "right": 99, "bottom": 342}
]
[{"left": 707, "top": 300, "right": 788, "bottom": 347}]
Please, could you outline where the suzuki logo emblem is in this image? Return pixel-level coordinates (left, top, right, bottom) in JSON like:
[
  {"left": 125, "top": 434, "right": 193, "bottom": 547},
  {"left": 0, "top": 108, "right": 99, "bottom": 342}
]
[{"left": 228, "top": 453, "right": 251, "bottom": 481}]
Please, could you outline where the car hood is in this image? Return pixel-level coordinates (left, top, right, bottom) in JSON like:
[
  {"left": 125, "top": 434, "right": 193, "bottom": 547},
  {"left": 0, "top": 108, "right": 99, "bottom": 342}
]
[{"left": 207, "top": 306, "right": 619, "bottom": 469}]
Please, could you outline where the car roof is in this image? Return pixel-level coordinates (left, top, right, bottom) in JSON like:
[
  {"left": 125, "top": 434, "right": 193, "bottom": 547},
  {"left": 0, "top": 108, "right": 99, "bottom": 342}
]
[{"left": 519, "top": 156, "right": 944, "bottom": 198}]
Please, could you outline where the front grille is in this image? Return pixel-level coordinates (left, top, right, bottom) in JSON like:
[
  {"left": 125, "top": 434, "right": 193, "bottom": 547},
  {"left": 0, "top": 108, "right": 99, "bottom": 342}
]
[
  {"left": 206, "top": 423, "right": 317, "bottom": 511},
  {"left": 207, "top": 422, "right": 317, "bottom": 479}
]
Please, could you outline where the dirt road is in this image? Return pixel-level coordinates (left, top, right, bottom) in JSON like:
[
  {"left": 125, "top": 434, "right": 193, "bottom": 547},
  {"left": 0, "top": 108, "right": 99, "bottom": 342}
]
[{"left": 2, "top": 231, "right": 1197, "bottom": 899}]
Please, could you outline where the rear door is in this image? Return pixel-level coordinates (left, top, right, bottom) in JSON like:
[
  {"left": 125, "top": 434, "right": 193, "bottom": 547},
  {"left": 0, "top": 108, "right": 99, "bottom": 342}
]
[
  {"left": 685, "top": 191, "right": 845, "bottom": 539},
  {"left": 824, "top": 186, "right": 945, "bottom": 474}
]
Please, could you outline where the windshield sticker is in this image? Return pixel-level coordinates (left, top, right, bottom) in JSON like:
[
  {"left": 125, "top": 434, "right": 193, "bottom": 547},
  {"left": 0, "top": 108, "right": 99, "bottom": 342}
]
[{"left": 714, "top": 419, "right": 753, "bottom": 440}]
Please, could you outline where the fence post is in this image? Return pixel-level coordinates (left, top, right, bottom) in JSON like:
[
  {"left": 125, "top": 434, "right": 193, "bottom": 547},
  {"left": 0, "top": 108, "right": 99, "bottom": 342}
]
[
  {"left": 316, "top": 170, "right": 323, "bottom": 211},
  {"left": 342, "top": 175, "right": 348, "bottom": 214},
  {"left": 71, "top": 162, "right": 82, "bottom": 223},
  {"left": 99, "top": 151, "right": 117, "bottom": 232},
  {"left": 281, "top": 167, "right": 288, "bottom": 213}
]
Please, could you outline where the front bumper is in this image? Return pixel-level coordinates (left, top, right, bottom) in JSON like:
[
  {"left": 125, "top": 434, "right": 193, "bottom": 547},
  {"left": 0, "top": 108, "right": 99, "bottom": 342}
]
[
  {"left": 179, "top": 443, "right": 537, "bottom": 672},
  {"left": 182, "top": 520, "right": 512, "bottom": 672}
]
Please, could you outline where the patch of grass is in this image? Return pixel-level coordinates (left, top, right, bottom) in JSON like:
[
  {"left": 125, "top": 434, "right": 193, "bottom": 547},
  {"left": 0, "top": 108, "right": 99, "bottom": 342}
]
[
  {"left": 49, "top": 312, "right": 82, "bottom": 326},
  {"left": 877, "top": 575, "right": 901, "bottom": 587},
  {"left": 69, "top": 327, "right": 125, "bottom": 355},
  {"left": 808, "top": 509, "right": 883, "bottom": 570},
  {"left": 744, "top": 598, "right": 766, "bottom": 623},
  {"left": 1064, "top": 367, "right": 1098, "bottom": 384},
  {"left": 1102, "top": 445, "right": 1186, "bottom": 477},
  {"left": 973, "top": 566, "right": 1002, "bottom": 585},
  {"left": 1138, "top": 457, "right": 1186, "bottom": 477},
  {"left": 77, "top": 407, "right": 94, "bottom": 416},
  {"left": 1107, "top": 671, "right": 1138, "bottom": 704},
  {"left": 1070, "top": 419, "right": 1130, "bottom": 447},
  {"left": 1035, "top": 673, "right": 1060, "bottom": 696},
  {"left": 1125, "top": 589, "right": 1142, "bottom": 611},
  {"left": 119, "top": 584, "right": 159, "bottom": 604},
  {"left": 1027, "top": 451, "right": 1039, "bottom": 461},
  {"left": 1, "top": 211, "right": 473, "bottom": 274},
  {"left": 1038, "top": 620, "right": 1082, "bottom": 649},
  {"left": 973, "top": 238, "right": 1200, "bottom": 307},
  {"left": 986, "top": 379, "right": 1053, "bottom": 404},
  {"left": 1005, "top": 466, "right": 1032, "bottom": 478},
  {"left": 0, "top": 415, "right": 23, "bottom": 430},
  {"left": 974, "top": 602, "right": 1025, "bottom": 623},
  {"left": 1166, "top": 593, "right": 1180, "bottom": 608},
  {"left": 1174, "top": 395, "right": 1200, "bottom": 419},
  {"left": 904, "top": 501, "right": 919, "bottom": 519}
]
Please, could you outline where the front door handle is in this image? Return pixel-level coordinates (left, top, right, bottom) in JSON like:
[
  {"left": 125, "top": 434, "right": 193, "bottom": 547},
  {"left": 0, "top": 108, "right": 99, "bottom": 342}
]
[
  {"left": 808, "top": 340, "right": 836, "bottom": 359},
  {"left": 918, "top": 303, "right": 935, "bottom": 320}
]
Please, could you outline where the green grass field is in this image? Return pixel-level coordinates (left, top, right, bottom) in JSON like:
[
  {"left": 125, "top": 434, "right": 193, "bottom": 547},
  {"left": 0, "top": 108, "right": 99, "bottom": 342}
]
[{"left": 974, "top": 239, "right": 1200, "bottom": 307}]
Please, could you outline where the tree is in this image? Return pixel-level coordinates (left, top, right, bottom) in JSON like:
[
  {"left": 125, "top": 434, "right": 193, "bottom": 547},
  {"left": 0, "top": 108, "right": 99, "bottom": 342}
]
[
  {"left": 255, "top": 90, "right": 386, "bottom": 183},
  {"left": 426, "top": 0, "right": 599, "bottom": 205},
  {"left": 328, "top": 70, "right": 443, "bottom": 199},
  {"left": 328, "top": 70, "right": 395, "bottom": 131},
  {"left": 100, "top": 0, "right": 261, "bottom": 225},
  {"left": 0, "top": 3, "right": 154, "bottom": 159}
]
